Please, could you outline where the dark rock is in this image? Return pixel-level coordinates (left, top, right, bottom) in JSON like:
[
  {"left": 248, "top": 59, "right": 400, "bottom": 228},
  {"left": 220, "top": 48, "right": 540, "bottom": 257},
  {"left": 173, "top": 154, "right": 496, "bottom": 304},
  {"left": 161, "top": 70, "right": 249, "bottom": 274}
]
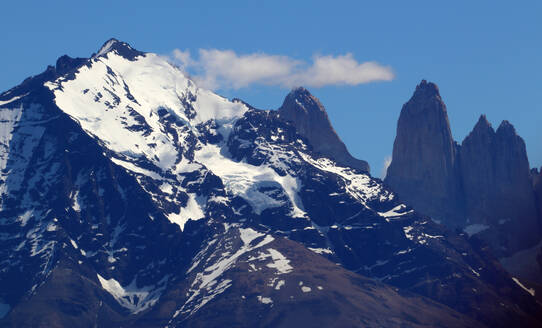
[
  {"left": 385, "top": 80, "right": 463, "bottom": 225},
  {"left": 55, "top": 55, "right": 87, "bottom": 76},
  {"left": 460, "top": 117, "right": 540, "bottom": 254},
  {"left": 278, "top": 87, "right": 370, "bottom": 173},
  {"left": 460, "top": 114, "right": 496, "bottom": 224},
  {"left": 385, "top": 80, "right": 542, "bottom": 259}
]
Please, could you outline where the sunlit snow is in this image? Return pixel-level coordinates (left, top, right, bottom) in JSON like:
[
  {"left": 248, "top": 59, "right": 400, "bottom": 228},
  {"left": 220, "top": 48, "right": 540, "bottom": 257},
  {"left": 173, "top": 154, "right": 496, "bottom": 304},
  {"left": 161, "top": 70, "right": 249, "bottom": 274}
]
[{"left": 97, "top": 274, "right": 169, "bottom": 314}]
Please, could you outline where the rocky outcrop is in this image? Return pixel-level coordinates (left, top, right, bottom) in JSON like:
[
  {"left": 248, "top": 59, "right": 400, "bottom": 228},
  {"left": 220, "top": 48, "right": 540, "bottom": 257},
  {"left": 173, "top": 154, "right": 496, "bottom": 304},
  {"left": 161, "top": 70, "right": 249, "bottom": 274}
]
[
  {"left": 461, "top": 118, "right": 540, "bottom": 254},
  {"left": 278, "top": 87, "right": 370, "bottom": 172},
  {"left": 386, "top": 80, "right": 541, "bottom": 257},
  {"left": 385, "top": 80, "right": 464, "bottom": 225}
]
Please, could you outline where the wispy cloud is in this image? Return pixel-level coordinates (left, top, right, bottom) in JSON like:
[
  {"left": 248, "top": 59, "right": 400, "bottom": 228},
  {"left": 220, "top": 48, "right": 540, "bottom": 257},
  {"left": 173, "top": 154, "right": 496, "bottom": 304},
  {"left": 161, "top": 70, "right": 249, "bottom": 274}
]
[
  {"left": 381, "top": 155, "right": 392, "bottom": 179},
  {"left": 170, "top": 49, "right": 394, "bottom": 90}
]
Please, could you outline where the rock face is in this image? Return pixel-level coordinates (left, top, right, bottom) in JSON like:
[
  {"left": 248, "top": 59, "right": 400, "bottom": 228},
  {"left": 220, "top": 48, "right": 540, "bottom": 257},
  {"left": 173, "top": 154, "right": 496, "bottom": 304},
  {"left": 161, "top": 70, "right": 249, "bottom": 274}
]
[
  {"left": 459, "top": 115, "right": 498, "bottom": 223},
  {"left": 461, "top": 118, "right": 540, "bottom": 252},
  {"left": 278, "top": 87, "right": 370, "bottom": 173},
  {"left": 385, "top": 80, "right": 463, "bottom": 225},
  {"left": 386, "top": 80, "right": 541, "bottom": 258}
]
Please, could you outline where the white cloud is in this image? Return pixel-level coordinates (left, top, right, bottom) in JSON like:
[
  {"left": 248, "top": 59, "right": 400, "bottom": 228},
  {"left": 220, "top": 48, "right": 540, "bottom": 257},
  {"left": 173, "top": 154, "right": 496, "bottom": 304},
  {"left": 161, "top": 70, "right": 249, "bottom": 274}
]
[
  {"left": 169, "top": 49, "right": 394, "bottom": 90},
  {"left": 172, "top": 49, "right": 193, "bottom": 69},
  {"left": 292, "top": 54, "right": 394, "bottom": 87},
  {"left": 381, "top": 155, "right": 392, "bottom": 179}
]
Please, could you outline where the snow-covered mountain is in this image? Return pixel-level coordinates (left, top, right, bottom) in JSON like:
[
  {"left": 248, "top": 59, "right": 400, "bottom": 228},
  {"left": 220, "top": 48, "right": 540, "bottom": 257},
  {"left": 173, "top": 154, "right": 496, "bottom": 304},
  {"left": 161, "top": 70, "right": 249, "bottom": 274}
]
[{"left": 0, "top": 39, "right": 541, "bottom": 327}]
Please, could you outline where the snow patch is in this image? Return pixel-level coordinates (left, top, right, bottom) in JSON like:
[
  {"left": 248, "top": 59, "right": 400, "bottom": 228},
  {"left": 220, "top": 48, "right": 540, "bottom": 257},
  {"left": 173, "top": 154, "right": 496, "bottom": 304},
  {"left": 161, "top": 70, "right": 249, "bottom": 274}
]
[
  {"left": 97, "top": 274, "right": 168, "bottom": 313},
  {"left": 378, "top": 204, "right": 412, "bottom": 218},
  {"left": 403, "top": 226, "right": 414, "bottom": 240},
  {"left": 265, "top": 248, "right": 293, "bottom": 274},
  {"left": 17, "top": 210, "right": 33, "bottom": 226},
  {"left": 512, "top": 277, "right": 535, "bottom": 297},
  {"left": 195, "top": 144, "right": 306, "bottom": 217},
  {"left": 167, "top": 194, "right": 205, "bottom": 230},
  {"left": 257, "top": 296, "right": 273, "bottom": 304},
  {"left": 239, "top": 227, "right": 265, "bottom": 245},
  {"left": 0, "top": 93, "right": 27, "bottom": 106},
  {"left": 69, "top": 239, "right": 78, "bottom": 249},
  {"left": 308, "top": 247, "right": 333, "bottom": 255},
  {"left": 275, "top": 280, "right": 285, "bottom": 290}
]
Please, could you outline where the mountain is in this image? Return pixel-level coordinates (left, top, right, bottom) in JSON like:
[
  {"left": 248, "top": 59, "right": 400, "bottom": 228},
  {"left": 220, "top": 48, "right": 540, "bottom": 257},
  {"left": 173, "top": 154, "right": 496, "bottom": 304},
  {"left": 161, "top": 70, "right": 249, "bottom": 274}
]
[
  {"left": 278, "top": 87, "right": 370, "bottom": 173},
  {"left": 385, "top": 81, "right": 542, "bottom": 266},
  {"left": 385, "top": 80, "right": 464, "bottom": 225},
  {"left": 0, "top": 39, "right": 541, "bottom": 327},
  {"left": 460, "top": 117, "right": 540, "bottom": 254}
]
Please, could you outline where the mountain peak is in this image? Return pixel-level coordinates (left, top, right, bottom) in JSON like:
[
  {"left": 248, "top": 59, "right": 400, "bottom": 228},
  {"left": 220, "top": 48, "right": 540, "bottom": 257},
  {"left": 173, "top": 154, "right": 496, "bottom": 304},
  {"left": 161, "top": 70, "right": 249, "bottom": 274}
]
[
  {"left": 289, "top": 86, "right": 310, "bottom": 96},
  {"left": 94, "top": 38, "right": 143, "bottom": 60},
  {"left": 401, "top": 80, "right": 446, "bottom": 118},
  {"left": 471, "top": 114, "right": 494, "bottom": 134},
  {"left": 413, "top": 79, "right": 441, "bottom": 99},
  {"left": 476, "top": 114, "right": 490, "bottom": 125},
  {"left": 282, "top": 86, "right": 325, "bottom": 114},
  {"left": 496, "top": 120, "right": 517, "bottom": 137},
  {"left": 278, "top": 88, "right": 370, "bottom": 172},
  {"left": 96, "top": 38, "right": 122, "bottom": 56}
]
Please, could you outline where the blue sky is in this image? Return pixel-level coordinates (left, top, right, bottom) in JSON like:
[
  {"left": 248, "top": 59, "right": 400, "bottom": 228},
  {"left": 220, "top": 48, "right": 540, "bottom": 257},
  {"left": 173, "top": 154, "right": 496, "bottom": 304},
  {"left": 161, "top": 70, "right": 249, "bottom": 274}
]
[{"left": 1, "top": 1, "right": 540, "bottom": 176}]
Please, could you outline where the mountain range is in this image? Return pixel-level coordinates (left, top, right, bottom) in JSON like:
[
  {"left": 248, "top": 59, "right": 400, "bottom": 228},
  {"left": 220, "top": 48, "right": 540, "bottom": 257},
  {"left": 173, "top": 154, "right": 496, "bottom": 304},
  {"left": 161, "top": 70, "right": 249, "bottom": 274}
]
[{"left": 0, "top": 39, "right": 540, "bottom": 327}]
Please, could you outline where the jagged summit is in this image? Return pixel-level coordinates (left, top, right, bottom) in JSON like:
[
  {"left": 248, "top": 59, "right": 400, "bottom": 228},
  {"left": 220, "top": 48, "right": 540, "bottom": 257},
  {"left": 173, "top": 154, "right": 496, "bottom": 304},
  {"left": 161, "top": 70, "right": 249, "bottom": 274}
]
[
  {"left": 282, "top": 86, "right": 326, "bottom": 114},
  {"left": 278, "top": 87, "right": 370, "bottom": 172},
  {"left": 465, "top": 114, "right": 495, "bottom": 141},
  {"left": 413, "top": 79, "right": 441, "bottom": 98},
  {"left": 94, "top": 38, "right": 144, "bottom": 60},
  {"left": 475, "top": 114, "right": 491, "bottom": 128},
  {"left": 402, "top": 79, "right": 447, "bottom": 117},
  {"left": 497, "top": 119, "right": 517, "bottom": 136}
]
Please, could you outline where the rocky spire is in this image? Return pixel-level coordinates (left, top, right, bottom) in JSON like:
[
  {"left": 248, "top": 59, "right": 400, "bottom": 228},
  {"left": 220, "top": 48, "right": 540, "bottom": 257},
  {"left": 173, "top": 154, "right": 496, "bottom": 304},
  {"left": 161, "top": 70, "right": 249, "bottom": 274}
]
[
  {"left": 461, "top": 117, "right": 540, "bottom": 255},
  {"left": 278, "top": 87, "right": 370, "bottom": 172},
  {"left": 385, "top": 80, "right": 463, "bottom": 225},
  {"left": 459, "top": 114, "right": 497, "bottom": 223}
]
